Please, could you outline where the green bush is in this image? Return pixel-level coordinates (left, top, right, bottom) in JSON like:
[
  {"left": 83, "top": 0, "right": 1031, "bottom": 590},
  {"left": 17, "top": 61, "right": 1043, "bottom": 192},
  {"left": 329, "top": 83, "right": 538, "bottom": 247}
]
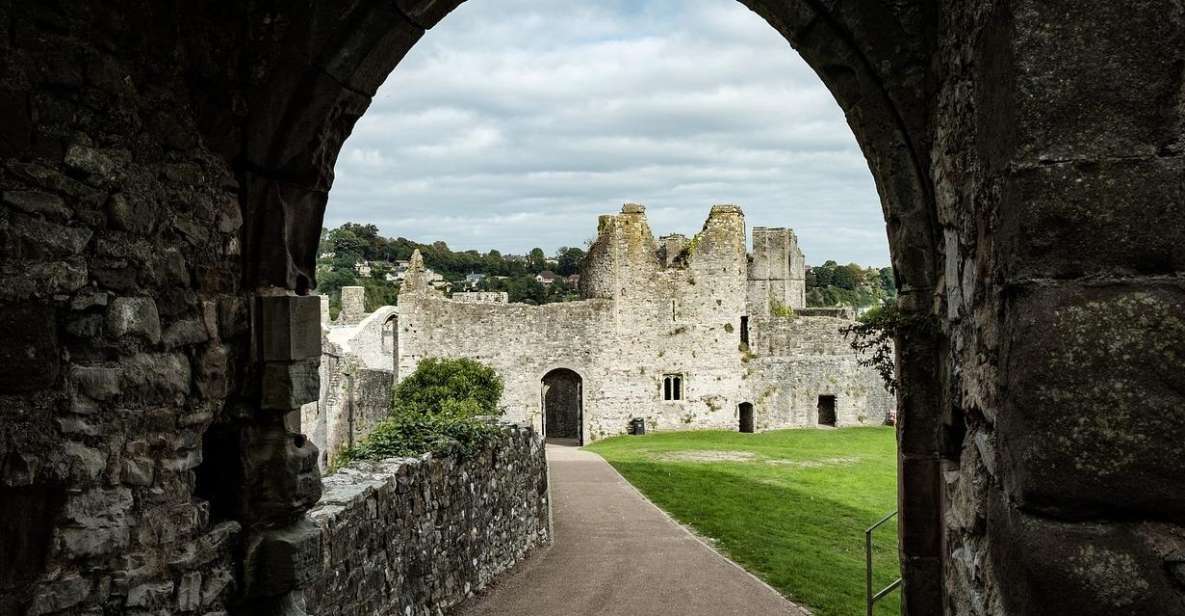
[
  {"left": 392, "top": 357, "right": 504, "bottom": 419},
  {"left": 335, "top": 414, "right": 503, "bottom": 466},
  {"left": 336, "top": 357, "right": 506, "bottom": 467}
]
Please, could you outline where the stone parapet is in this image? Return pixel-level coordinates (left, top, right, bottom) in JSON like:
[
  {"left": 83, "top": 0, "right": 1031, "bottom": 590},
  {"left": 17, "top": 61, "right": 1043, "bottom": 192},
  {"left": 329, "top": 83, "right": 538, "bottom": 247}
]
[{"left": 303, "top": 426, "right": 551, "bottom": 616}]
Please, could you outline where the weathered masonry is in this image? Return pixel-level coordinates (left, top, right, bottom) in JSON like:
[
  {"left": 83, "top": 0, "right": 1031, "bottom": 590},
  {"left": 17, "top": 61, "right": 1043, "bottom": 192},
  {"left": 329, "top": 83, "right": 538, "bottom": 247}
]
[
  {"left": 1, "top": 2, "right": 1182, "bottom": 615},
  {"left": 304, "top": 426, "right": 550, "bottom": 616},
  {"left": 396, "top": 205, "right": 894, "bottom": 443}
]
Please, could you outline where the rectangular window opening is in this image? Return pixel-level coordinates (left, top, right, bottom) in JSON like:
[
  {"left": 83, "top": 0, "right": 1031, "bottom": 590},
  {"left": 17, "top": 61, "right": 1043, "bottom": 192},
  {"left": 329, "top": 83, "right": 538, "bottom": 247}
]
[{"left": 740, "top": 316, "right": 749, "bottom": 345}]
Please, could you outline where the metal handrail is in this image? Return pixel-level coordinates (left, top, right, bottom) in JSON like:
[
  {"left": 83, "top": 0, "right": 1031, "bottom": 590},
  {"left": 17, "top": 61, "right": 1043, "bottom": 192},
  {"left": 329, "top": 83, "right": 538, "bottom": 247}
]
[{"left": 865, "top": 510, "right": 902, "bottom": 616}]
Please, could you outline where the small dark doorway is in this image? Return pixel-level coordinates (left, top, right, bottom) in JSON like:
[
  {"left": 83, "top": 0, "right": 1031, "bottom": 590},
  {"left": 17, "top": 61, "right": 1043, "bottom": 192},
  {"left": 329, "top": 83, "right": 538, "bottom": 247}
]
[
  {"left": 817, "top": 395, "right": 837, "bottom": 426},
  {"left": 738, "top": 402, "right": 754, "bottom": 433},
  {"left": 542, "top": 368, "right": 582, "bottom": 444}
]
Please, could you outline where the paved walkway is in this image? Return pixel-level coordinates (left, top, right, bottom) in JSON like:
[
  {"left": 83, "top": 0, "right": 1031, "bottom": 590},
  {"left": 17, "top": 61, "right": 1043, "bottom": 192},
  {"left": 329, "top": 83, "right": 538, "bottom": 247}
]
[{"left": 455, "top": 444, "right": 808, "bottom": 616}]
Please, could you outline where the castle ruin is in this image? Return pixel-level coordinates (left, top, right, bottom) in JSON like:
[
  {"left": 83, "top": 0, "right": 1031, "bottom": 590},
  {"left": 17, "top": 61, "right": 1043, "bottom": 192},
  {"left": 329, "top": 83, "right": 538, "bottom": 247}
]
[{"left": 388, "top": 204, "right": 892, "bottom": 444}]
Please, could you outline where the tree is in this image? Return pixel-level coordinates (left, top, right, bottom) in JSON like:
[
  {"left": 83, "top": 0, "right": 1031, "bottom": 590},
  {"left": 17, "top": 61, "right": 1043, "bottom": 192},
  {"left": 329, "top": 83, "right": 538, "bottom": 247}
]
[
  {"left": 527, "top": 247, "right": 547, "bottom": 272},
  {"left": 555, "top": 246, "right": 585, "bottom": 276},
  {"left": 392, "top": 357, "right": 504, "bottom": 419},
  {"left": 879, "top": 267, "right": 897, "bottom": 297}
]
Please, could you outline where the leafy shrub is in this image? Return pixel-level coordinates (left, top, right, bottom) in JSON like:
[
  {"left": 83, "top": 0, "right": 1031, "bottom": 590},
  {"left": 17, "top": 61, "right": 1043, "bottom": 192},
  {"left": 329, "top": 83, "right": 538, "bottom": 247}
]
[
  {"left": 336, "top": 357, "right": 506, "bottom": 467},
  {"left": 335, "top": 414, "right": 503, "bottom": 466},
  {"left": 392, "top": 357, "right": 504, "bottom": 419}
]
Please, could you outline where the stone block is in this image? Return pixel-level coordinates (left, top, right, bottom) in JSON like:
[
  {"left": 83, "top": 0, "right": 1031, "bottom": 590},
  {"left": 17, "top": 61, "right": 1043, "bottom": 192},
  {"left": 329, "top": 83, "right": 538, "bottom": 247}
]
[
  {"left": 1001, "top": 283, "right": 1185, "bottom": 519},
  {"left": 25, "top": 575, "right": 90, "bottom": 616},
  {"left": 71, "top": 365, "right": 120, "bottom": 400},
  {"left": 262, "top": 359, "right": 320, "bottom": 410},
  {"left": 195, "top": 345, "right": 230, "bottom": 400},
  {"left": 2, "top": 190, "right": 71, "bottom": 219},
  {"left": 107, "top": 192, "right": 157, "bottom": 234},
  {"left": 163, "top": 319, "right": 209, "bottom": 349},
  {"left": 998, "top": 157, "right": 1185, "bottom": 280},
  {"left": 177, "top": 571, "right": 202, "bottom": 612},
  {"left": 126, "top": 581, "right": 174, "bottom": 609},
  {"left": 242, "top": 517, "right": 322, "bottom": 598},
  {"left": 978, "top": 0, "right": 1185, "bottom": 165},
  {"left": 107, "top": 297, "right": 161, "bottom": 343},
  {"left": 121, "top": 457, "right": 154, "bottom": 486},
  {"left": 259, "top": 295, "right": 321, "bottom": 361},
  {"left": 988, "top": 491, "right": 1185, "bottom": 616},
  {"left": 240, "top": 425, "right": 322, "bottom": 525},
  {"left": 120, "top": 353, "right": 191, "bottom": 399},
  {"left": 0, "top": 302, "right": 59, "bottom": 393}
]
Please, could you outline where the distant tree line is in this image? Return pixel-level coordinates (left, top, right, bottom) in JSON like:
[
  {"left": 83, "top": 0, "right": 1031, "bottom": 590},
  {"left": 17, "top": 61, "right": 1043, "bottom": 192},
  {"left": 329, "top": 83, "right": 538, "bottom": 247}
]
[
  {"left": 805, "top": 261, "right": 896, "bottom": 309},
  {"left": 315, "top": 223, "right": 587, "bottom": 312}
]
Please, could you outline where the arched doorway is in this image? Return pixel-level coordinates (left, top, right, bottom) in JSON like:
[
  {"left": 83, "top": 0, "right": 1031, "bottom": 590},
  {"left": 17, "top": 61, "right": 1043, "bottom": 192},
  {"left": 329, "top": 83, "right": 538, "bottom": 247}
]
[
  {"left": 738, "top": 402, "right": 755, "bottom": 433},
  {"left": 542, "top": 369, "right": 583, "bottom": 444}
]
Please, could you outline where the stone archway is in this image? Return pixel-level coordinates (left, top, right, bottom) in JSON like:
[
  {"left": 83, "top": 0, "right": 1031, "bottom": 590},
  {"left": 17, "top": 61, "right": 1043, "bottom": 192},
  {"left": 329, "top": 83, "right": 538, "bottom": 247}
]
[
  {"left": 542, "top": 368, "right": 583, "bottom": 444},
  {"left": 1, "top": 2, "right": 1182, "bottom": 616}
]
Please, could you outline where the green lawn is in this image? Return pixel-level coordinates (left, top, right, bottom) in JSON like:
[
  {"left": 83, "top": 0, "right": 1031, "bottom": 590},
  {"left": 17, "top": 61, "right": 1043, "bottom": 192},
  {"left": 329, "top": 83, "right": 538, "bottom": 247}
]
[{"left": 587, "top": 427, "right": 901, "bottom": 616}]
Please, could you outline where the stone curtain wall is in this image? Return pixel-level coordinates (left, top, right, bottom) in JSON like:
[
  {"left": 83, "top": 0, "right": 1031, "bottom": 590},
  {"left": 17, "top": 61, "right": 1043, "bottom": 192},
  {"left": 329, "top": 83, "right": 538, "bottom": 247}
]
[
  {"left": 398, "top": 295, "right": 613, "bottom": 435},
  {"left": 304, "top": 426, "right": 551, "bottom": 616},
  {"left": 747, "top": 316, "right": 895, "bottom": 427}
]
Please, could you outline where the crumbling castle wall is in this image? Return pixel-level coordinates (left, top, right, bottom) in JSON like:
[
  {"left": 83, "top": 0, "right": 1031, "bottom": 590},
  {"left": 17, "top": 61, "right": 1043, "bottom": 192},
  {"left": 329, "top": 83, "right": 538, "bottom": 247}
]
[
  {"left": 304, "top": 425, "right": 550, "bottom": 616},
  {"left": 746, "top": 316, "right": 895, "bottom": 427},
  {"left": 303, "top": 307, "right": 398, "bottom": 469},
  {"left": 398, "top": 205, "right": 890, "bottom": 442}
]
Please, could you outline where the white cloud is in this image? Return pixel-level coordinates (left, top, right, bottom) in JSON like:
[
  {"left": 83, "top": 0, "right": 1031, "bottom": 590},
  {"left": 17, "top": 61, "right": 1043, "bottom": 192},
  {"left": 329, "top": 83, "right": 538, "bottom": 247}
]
[{"left": 326, "top": 0, "right": 890, "bottom": 266}]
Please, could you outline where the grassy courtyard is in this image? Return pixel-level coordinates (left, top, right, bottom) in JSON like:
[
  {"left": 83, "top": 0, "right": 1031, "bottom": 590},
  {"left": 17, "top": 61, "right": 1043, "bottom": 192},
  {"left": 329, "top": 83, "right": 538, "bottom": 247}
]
[{"left": 587, "top": 427, "right": 901, "bottom": 616}]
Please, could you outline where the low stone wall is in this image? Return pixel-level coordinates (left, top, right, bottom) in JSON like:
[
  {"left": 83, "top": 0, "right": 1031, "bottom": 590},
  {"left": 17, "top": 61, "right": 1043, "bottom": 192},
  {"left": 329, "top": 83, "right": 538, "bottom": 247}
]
[{"left": 304, "top": 426, "right": 551, "bottom": 616}]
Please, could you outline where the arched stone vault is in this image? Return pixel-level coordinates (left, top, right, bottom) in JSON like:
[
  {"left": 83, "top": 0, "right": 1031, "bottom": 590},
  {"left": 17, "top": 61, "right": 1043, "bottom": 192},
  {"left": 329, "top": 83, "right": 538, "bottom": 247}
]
[{"left": 0, "top": 1, "right": 1182, "bottom": 615}]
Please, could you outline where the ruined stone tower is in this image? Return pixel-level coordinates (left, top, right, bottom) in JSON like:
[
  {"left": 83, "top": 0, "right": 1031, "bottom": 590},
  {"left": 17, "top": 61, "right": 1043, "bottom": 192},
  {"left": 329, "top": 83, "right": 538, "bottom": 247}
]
[{"left": 747, "top": 227, "right": 806, "bottom": 316}]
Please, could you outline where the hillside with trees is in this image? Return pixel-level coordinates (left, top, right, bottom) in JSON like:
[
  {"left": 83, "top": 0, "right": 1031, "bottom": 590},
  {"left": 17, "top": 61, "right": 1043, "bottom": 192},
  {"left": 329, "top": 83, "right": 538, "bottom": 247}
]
[
  {"left": 805, "top": 261, "right": 896, "bottom": 310},
  {"left": 315, "top": 224, "right": 585, "bottom": 313}
]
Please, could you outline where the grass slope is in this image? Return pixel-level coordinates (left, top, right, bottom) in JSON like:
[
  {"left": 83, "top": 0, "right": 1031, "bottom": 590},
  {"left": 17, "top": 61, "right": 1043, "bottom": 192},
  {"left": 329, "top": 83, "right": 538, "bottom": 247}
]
[{"left": 587, "top": 427, "right": 901, "bottom": 616}]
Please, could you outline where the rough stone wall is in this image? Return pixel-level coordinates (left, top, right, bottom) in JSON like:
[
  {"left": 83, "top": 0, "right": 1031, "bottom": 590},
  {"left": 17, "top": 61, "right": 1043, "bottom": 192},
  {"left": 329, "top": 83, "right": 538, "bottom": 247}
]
[
  {"left": 303, "top": 307, "right": 398, "bottom": 469},
  {"left": 933, "top": 2, "right": 1185, "bottom": 615},
  {"left": 0, "top": 4, "right": 256, "bottom": 613},
  {"left": 304, "top": 426, "right": 551, "bottom": 616},
  {"left": 398, "top": 205, "right": 891, "bottom": 442},
  {"left": 747, "top": 316, "right": 895, "bottom": 427}
]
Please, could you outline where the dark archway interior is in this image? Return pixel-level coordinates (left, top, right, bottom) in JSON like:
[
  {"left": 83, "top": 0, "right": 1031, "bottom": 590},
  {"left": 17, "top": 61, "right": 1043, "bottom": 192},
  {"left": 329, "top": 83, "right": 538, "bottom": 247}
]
[
  {"left": 817, "top": 396, "right": 836, "bottom": 427},
  {"left": 739, "top": 402, "right": 755, "bottom": 433},
  {"left": 1, "top": 1, "right": 1182, "bottom": 615},
  {"left": 543, "top": 368, "right": 582, "bottom": 443}
]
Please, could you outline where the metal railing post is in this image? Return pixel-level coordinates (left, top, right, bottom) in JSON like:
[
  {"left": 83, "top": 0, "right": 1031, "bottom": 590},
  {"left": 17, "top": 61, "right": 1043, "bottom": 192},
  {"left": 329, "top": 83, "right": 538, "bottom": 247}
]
[{"left": 865, "top": 510, "right": 902, "bottom": 616}]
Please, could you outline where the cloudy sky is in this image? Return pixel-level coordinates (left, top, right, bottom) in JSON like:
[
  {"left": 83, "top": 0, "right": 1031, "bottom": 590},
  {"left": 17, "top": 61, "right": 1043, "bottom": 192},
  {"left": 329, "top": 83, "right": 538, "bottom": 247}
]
[{"left": 326, "top": 0, "right": 890, "bottom": 266}]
